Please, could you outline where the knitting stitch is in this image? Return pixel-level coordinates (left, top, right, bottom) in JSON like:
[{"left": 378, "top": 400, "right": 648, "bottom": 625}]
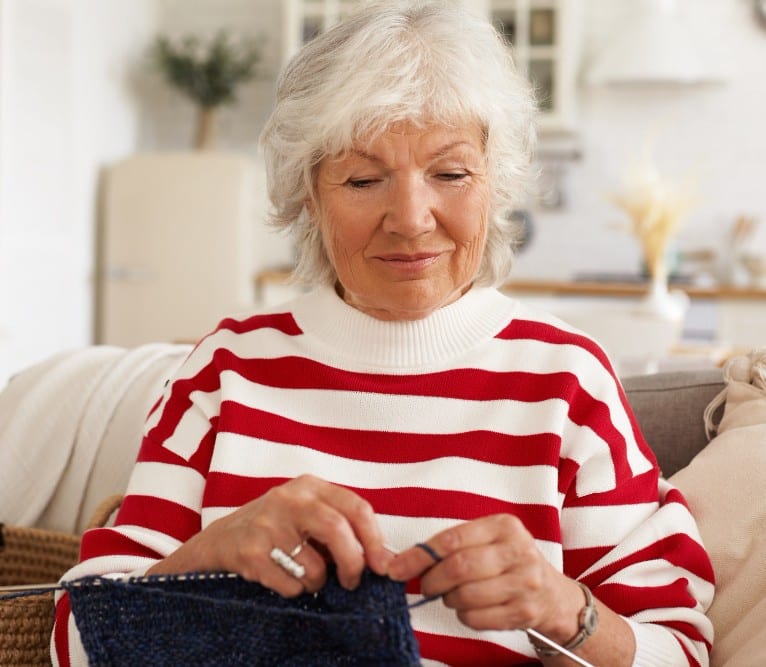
[{"left": 63, "top": 568, "right": 421, "bottom": 666}]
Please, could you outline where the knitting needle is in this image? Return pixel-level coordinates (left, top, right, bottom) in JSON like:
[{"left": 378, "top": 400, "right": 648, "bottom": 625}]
[
  {"left": 0, "top": 572, "right": 241, "bottom": 594},
  {"left": 0, "top": 582, "right": 62, "bottom": 593},
  {"left": 387, "top": 543, "right": 595, "bottom": 667},
  {"left": 526, "top": 628, "right": 596, "bottom": 667}
]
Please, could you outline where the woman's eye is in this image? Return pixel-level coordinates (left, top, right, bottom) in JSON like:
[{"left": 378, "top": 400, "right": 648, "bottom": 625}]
[
  {"left": 436, "top": 172, "right": 468, "bottom": 181},
  {"left": 347, "top": 178, "right": 378, "bottom": 189}
]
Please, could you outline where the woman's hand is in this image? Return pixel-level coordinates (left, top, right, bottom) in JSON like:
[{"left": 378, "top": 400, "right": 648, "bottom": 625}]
[
  {"left": 146, "top": 474, "right": 393, "bottom": 597},
  {"left": 387, "top": 514, "right": 585, "bottom": 642}
]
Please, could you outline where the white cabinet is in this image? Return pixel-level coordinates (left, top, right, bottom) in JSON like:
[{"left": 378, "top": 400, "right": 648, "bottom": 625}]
[
  {"left": 282, "top": 0, "right": 359, "bottom": 60},
  {"left": 98, "top": 153, "right": 263, "bottom": 347},
  {"left": 487, "top": 0, "right": 581, "bottom": 134},
  {"left": 282, "top": 0, "right": 581, "bottom": 135}
]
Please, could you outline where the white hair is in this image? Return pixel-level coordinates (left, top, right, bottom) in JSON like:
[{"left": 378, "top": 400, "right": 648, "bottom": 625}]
[{"left": 259, "top": 0, "right": 537, "bottom": 287}]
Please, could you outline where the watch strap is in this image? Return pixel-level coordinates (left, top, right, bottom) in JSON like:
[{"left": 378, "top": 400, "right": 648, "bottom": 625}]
[{"left": 528, "top": 581, "right": 598, "bottom": 657}]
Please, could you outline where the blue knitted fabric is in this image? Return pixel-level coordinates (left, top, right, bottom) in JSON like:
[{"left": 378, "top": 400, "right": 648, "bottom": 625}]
[{"left": 63, "top": 568, "right": 421, "bottom": 666}]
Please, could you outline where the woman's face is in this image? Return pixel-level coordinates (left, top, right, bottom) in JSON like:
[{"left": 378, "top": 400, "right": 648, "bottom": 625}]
[{"left": 312, "top": 121, "right": 490, "bottom": 321}]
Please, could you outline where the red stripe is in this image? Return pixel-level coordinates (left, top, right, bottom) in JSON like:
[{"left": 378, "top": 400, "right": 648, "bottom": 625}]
[
  {"left": 416, "top": 630, "right": 532, "bottom": 666},
  {"left": 565, "top": 531, "right": 714, "bottom": 591},
  {"left": 135, "top": 421, "right": 217, "bottom": 477},
  {"left": 566, "top": 389, "right": 630, "bottom": 472},
  {"left": 405, "top": 579, "right": 422, "bottom": 595},
  {"left": 116, "top": 495, "right": 201, "bottom": 543},
  {"left": 497, "top": 318, "right": 614, "bottom": 373},
  {"left": 213, "top": 311, "right": 302, "bottom": 336},
  {"left": 209, "top": 349, "right": 592, "bottom": 404},
  {"left": 665, "top": 486, "right": 692, "bottom": 509},
  {"left": 218, "top": 403, "right": 562, "bottom": 466},
  {"left": 557, "top": 457, "right": 580, "bottom": 495},
  {"left": 563, "top": 545, "right": 612, "bottom": 580},
  {"left": 662, "top": 620, "right": 710, "bottom": 646},
  {"left": 581, "top": 533, "right": 715, "bottom": 589},
  {"left": 203, "top": 475, "right": 561, "bottom": 541},
  {"left": 498, "top": 318, "right": 659, "bottom": 473},
  {"left": 145, "top": 393, "right": 164, "bottom": 421},
  {"left": 188, "top": 422, "right": 218, "bottom": 473},
  {"left": 564, "top": 467, "right": 660, "bottom": 508},
  {"left": 595, "top": 578, "right": 698, "bottom": 617},
  {"left": 678, "top": 637, "right": 703, "bottom": 667},
  {"left": 614, "top": 380, "right": 659, "bottom": 471},
  {"left": 79, "top": 527, "right": 163, "bottom": 561},
  {"left": 182, "top": 311, "right": 302, "bottom": 362},
  {"left": 53, "top": 593, "right": 71, "bottom": 667},
  {"left": 147, "top": 360, "right": 221, "bottom": 444}
]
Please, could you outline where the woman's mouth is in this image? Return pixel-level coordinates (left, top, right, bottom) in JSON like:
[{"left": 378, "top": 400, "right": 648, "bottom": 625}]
[{"left": 376, "top": 252, "right": 442, "bottom": 269}]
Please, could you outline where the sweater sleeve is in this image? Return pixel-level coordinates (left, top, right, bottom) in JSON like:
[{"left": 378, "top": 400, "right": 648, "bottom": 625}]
[
  {"left": 559, "top": 366, "right": 715, "bottom": 667},
  {"left": 51, "top": 343, "right": 221, "bottom": 667}
]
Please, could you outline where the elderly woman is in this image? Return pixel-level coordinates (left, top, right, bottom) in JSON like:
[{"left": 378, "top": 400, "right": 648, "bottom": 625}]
[{"left": 53, "top": 1, "right": 714, "bottom": 665}]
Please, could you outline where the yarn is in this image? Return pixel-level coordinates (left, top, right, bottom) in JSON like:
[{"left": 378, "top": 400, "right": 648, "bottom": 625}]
[
  {"left": 704, "top": 348, "right": 766, "bottom": 438},
  {"left": 62, "top": 568, "right": 421, "bottom": 666}
]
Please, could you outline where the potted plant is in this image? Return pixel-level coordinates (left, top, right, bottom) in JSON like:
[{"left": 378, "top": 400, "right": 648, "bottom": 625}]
[{"left": 152, "top": 31, "right": 261, "bottom": 149}]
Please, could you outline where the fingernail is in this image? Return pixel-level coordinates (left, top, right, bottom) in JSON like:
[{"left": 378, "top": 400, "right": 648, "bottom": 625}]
[{"left": 344, "top": 576, "right": 360, "bottom": 590}]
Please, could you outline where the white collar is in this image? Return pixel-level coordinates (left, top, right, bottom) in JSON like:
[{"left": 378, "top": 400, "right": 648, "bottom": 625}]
[{"left": 290, "top": 284, "right": 517, "bottom": 370}]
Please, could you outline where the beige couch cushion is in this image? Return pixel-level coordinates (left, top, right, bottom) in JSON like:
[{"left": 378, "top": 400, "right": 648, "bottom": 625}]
[
  {"left": 670, "top": 350, "right": 766, "bottom": 667},
  {"left": 0, "top": 344, "right": 190, "bottom": 533}
]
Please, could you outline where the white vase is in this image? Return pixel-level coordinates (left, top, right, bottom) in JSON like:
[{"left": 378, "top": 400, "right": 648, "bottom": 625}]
[{"left": 638, "top": 268, "right": 689, "bottom": 322}]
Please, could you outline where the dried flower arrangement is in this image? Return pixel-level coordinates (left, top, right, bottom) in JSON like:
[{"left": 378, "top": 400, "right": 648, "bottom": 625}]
[
  {"left": 608, "top": 134, "right": 700, "bottom": 320},
  {"left": 609, "top": 142, "right": 698, "bottom": 286}
]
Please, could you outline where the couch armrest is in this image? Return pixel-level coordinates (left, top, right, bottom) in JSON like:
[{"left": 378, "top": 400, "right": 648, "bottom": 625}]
[{"left": 622, "top": 368, "right": 725, "bottom": 477}]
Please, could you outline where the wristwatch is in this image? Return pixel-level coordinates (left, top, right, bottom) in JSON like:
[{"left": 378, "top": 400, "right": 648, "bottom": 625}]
[{"left": 528, "top": 582, "right": 599, "bottom": 657}]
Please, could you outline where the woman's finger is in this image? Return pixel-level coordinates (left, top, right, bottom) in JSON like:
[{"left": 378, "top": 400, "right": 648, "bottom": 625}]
[
  {"left": 388, "top": 513, "right": 526, "bottom": 583},
  {"left": 266, "top": 538, "right": 329, "bottom": 595},
  {"left": 149, "top": 476, "right": 390, "bottom": 594},
  {"left": 276, "top": 476, "right": 392, "bottom": 588}
]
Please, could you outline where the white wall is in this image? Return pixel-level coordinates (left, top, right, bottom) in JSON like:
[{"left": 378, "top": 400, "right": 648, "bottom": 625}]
[
  {"left": 0, "top": 0, "right": 158, "bottom": 385},
  {"left": 139, "top": 0, "right": 283, "bottom": 154}
]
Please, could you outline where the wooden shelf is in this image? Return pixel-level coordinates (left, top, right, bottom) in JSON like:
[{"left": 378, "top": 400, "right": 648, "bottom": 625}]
[
  {"left": 505, "top": 279, "right": 766, "bottom": 300},
  {"left": 254, "top": 270, "right": 766, "bottom": 301}
]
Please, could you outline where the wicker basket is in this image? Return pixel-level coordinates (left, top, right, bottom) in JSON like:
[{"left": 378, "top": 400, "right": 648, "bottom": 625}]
[{"left": 0, "top": 495, "right": 122, "bottom": 666}]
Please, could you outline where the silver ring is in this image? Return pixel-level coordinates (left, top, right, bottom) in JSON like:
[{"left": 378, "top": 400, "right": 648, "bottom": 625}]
[
  {"left": 289, "top": 541, "right": 306, "bottom": 558},
  {"left": 269, "top": 547, "right": 306, "bottom": 578}
]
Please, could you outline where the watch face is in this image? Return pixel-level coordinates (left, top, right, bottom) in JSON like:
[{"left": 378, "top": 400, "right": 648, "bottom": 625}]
[{"left": 582, "top": 605, "right": 599, "bottom": 635}]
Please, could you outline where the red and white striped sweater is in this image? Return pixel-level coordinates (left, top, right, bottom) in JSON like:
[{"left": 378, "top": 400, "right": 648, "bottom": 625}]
[{"left": 53, "top": 286, "right": 714, "bottom": 666}]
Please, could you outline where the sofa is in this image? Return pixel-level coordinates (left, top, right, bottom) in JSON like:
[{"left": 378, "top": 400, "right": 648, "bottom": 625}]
[{"left": 0, "top": 344, "right": 764, "bottom": 666}]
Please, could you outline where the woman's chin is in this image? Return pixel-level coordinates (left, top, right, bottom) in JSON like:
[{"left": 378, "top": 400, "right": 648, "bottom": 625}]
[{"left": 344, "top": 283, "right": 467, "bottom": 321}]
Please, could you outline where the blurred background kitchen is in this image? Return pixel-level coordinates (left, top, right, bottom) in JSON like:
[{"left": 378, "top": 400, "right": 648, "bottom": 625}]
[{"left": 1, "top": 0, "right": 765, "bottom": 386}]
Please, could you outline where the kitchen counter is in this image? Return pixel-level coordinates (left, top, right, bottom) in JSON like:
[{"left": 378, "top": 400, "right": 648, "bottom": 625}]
[
  {"left": 504, "top": 279, "right": 766, "bottom": 300},
  {"left": 254, "top": 269, "right": 766, "bottom": 301}
]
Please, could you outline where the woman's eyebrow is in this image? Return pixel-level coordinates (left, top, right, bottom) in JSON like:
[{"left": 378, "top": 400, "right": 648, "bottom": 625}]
[
  {"left": 348, "top": 149, "right": 381, "bottom": 163},
  {"left": 428, "top": 141, "right": 479, "bottom": 160},
  {"left": 347, "top": 141, "right": 478, "bottom": 164}
]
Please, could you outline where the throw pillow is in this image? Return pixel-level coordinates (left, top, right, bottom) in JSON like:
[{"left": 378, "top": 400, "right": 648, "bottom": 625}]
[{"left": 670, "top": 348, "right": 766, "bottom": 667}]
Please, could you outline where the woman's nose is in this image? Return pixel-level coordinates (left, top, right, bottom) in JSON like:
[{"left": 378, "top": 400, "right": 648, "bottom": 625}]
[{"left": 381, "top": 176, "right": 436, "bottom": 238}]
